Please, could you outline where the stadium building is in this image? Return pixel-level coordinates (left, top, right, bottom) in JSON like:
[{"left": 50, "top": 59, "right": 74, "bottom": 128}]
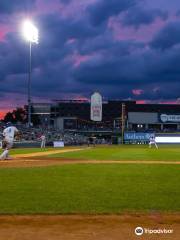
[{"left": 32, "top": 99, "right": 180, "bottom": 133}]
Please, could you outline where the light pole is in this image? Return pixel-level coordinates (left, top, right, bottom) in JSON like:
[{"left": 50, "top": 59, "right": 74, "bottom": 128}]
[{"left": 22, "top": 20, "right": 39, "bottom": 127}]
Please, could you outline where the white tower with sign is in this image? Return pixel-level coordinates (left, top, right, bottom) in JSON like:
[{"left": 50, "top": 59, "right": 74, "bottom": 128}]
[{"left": 90, "top": 92, "right": 102, "bottom": 122}]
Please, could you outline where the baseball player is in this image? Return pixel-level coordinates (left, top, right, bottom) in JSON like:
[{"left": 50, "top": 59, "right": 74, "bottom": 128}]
[
  {"left": 149, "top": 136, "right": 158, "bottom": 149},
  {"left": 40, "top": 134, "right": 46, "bottom": 148},
  {"left": 0, "top": 123, "right": 19, "bottom": 160}
]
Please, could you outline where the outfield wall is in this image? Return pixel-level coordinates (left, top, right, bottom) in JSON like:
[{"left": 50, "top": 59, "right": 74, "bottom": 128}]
[{"left": 124, "top": 132, "right": 180, "bottom": 144}]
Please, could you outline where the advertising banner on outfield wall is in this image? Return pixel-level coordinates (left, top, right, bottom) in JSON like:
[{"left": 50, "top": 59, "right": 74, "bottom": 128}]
[
  {"left": 90, "top": 92, "right": 102, "bottom": 121},
  {"left": 124, "top": 132, "right": 154, "bottom": 141}
]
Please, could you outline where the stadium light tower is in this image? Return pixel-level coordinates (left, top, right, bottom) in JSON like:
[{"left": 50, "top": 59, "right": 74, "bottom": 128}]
[{"left": 22, "top": 20, "right": 39, "bottom": 127}]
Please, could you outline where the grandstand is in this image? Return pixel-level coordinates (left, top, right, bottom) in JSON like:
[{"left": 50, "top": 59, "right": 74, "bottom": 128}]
[
  {"left": 32, "top": 99, "right": 180, "bottom": 133},
  {"left": 1, "top": 99, "right": 180, "bottom": 146}
]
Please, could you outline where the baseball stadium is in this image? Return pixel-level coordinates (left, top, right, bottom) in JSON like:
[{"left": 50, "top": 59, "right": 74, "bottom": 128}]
[
  {"left": 0, "top": 96, "right": 180, "bottom": 240},
  {"left": 1, "top": 0, "right": 180, "bottom": 239}
]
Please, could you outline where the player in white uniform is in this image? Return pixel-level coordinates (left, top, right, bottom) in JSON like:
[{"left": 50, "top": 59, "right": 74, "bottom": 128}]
[
  {"left": 0, "top": 124, "right": 19, "bottom": 160},
  {"left": 149, "top": 136, "right": 158, "bottom": 149},
  {"left": 40, "top": 134, "right": 46, "bottom": 148}
]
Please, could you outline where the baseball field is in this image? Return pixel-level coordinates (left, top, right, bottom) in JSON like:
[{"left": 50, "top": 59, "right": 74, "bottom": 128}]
[{"left": 0, "top": 145, "right": 180, "bottom": 240}]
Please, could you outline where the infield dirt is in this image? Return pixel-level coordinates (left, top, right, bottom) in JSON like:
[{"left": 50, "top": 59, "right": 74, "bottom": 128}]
[
  {"left": 0, "top": 157, "right": 180, "bottom": 168},
  {"left": 0, "top": 214, "right": 179, "bottom": 240}
]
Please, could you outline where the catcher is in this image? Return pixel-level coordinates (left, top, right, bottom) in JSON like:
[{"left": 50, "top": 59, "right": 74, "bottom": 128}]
[{"left": 0, "top": 123, "right": 20, "bottom": 160}]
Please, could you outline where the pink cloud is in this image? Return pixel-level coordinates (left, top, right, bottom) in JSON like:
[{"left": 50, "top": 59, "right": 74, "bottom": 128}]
[
  {"left": 73, "top": 54, "right": 92, "bottom": 67},
  {"left": 136, "top": 99, "right": 180, "bottom": 104},
  {"left": 65, "top": 51, "right": 93, "bottom": 67},
  {"left": 136, "top": 100, "right": 148, "bottom": 104},
  {"left": 0, "top": 92, "right": 53, "bottom": 120},
  {"left": 0, "top": 24, "right": 11, "bottom": 42},
  {"left": 132, "top": 89, "right": 144, "bottom": 96},
  {"left": 0, "top": 109, "right": 14, "bottom": 119},
  {"left": 73, "top": 95, "right": 89, "bottom": 101},
  {"left": 66, "top": 38, "right": 77, "bottom": 45}
]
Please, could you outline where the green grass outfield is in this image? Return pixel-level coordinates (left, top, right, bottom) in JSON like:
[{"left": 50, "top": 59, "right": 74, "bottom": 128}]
[
  {"left": 0, "top": 164, "right": 179, "bottom": 214},
  {"left": 46, "top": 145, "right": 180, "bottom": 162},
  {"left": 0, "top": 145, "right": 179, "bottom": 214}
]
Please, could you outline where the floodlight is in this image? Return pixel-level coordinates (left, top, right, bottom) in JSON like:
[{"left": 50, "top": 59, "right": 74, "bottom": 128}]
[{"left": 22, "top": 20, "right": 39, "bottom": 44}]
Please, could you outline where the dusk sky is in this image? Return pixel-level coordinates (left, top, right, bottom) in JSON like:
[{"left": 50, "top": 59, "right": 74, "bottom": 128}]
[{"left": 1, "top": 0, "right": 180, "bottom": 117}]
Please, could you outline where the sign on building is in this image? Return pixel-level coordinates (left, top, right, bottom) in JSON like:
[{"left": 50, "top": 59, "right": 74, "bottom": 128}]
[
  {"left": 90, "top": 92, "right": 102, "bottom": 121},
  {"left": 160, "top": 114, "right": 180, "bottom": 123}
]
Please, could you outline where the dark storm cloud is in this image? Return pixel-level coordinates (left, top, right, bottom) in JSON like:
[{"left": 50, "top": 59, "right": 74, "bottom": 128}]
[
  {"left": 36, "top": 14, "right": 102, "bottom": 49},
  {"left": 0, "top": 31, "right": 28, "bottom": 80},
  {"left": 73, "top": 51, "right": 147, "bottom": 86},
  {"left": 0, "top": 10, "right": 102, "bottom": 82},
  {"left": 151, "top": 21, "right": 180, "bottom": 50},
  {"left": 1, "top": 0, "right": 180, "bottom": 105},
  {"left": 29, "top": 12, "right": 108, "bottom": 72},
  {"left": 31, "top": 61, "right": 72, "bottom": 97},
  {"left": 0, "top": 9, "right": 103, "bottom": 98},
  {"left": 0, "top": 35, "right": 71, "bottom": 98},
  {"left": 2, "top": 11, "right": 180, "bottom": 101},
  {"left": 0, "top": 0, "right": 36, "bottom": 14},
  {"left": 122, "top": 6, "right": 168, "bottom": 28},
  {"left": 77, "top": 31, "right": 145, "bottom": 55},
  {"left": 88, "top": 0, "right": 137, "bottom": 26},
  {"left": 73, "top": 41, "right": 180, "bottom": 100}
]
